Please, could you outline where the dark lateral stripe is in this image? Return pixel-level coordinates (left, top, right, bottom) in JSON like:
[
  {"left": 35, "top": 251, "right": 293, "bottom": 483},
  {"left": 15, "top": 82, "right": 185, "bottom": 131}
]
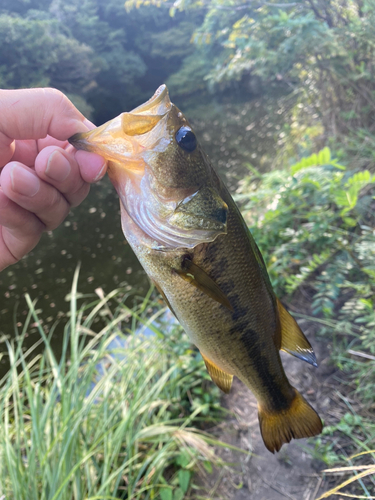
[{"left": 239, "top": 327, "right": 292, "bottom": 411}]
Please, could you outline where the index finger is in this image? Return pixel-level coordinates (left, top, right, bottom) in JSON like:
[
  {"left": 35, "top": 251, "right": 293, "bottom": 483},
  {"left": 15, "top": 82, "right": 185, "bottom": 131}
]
[{"left": 0, "top": 88, "right": 91, "bottom": 166}]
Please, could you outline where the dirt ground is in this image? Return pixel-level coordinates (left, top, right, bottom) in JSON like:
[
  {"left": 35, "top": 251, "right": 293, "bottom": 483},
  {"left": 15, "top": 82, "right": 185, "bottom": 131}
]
[{"left": 197, "top": 319, "right": 343, "bottom": 500}]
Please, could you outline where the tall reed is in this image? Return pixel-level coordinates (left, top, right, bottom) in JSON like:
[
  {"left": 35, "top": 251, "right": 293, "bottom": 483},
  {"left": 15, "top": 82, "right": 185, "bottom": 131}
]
[{"left": 0, "top": 270, "right": 224, "bottom": 500}]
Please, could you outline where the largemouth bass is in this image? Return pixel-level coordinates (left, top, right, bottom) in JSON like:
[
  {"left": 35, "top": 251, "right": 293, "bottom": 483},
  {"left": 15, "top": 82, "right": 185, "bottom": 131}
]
[{"left": 69, "top": 85, "right": 323, "bottom": 452}]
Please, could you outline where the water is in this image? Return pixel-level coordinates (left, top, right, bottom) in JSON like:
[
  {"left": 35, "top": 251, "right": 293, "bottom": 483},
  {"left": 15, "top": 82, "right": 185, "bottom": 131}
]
[{"left": 0, "top": 94, "right": 290, "bottom": 366}]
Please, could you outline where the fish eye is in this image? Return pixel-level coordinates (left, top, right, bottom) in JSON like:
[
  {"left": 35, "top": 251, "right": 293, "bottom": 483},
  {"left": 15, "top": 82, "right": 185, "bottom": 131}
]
[{"left": 175, "top": 127, "right": 197, "bottom": 153}]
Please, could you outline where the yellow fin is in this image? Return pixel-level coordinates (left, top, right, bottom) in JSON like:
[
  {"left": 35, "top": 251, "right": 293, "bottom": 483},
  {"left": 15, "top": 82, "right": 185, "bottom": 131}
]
[
  {"left": 175, "top": 258, "right": 233, "bottom": 311},
  {"left": 201, "top": 353, "right": 233, "bottom": 394},
  {"left": 258, "top": 388, "right": 323, "bottom": 453},
  {"left": 277, "top": 298, "right": 317, "bottom": 367}
]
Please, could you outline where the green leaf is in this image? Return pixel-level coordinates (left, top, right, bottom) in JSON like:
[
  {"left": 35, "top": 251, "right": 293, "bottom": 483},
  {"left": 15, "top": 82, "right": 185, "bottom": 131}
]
[
  {"left": 173, "top": 487, "right": 185, "bottom": 500},
  {"left": 203, "top": 460, "right": 213, "bottom": 473},
  {"left": 363, "top": 268, "right": 375, "bottom": 279},
  {"left": 310, "top": 153, "right": 318, "bottom": 165},
  {"left": 334, "top": 189, "right": 351, "bottom": 208},
  {"left": 160, "top": 488, "right": 173, "bottom": 500},
  {"left": 290, "top": 147, "right": 347, "bottom": 176},
  {"left": 345, "top": 170, "right": 374, "bottom": 189},
  {"left": 343, "top": 217, "right": 357, "bottom": 227},
  {"left": 359, "top": 298, "right": 373, "bottom": 310},
  {"left": 301, "top": 178, "right": 321, "bottom": 188},
  {"left": 178, "top": 469, "right": 191, "bottom": 493},
  {"left": 330, "top": 159, "right": 346, "bottom": 170},
  {"left": 318, "top": 147, "right": 331, "bottom": 164},
  {"left": 176, "top": 451, "right": 190, "bottom": 468}
]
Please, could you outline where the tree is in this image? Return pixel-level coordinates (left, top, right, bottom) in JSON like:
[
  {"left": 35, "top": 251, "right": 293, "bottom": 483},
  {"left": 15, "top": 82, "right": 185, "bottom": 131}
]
[{"left": 126, "top": 0, "right": 375, "bottom": 135}]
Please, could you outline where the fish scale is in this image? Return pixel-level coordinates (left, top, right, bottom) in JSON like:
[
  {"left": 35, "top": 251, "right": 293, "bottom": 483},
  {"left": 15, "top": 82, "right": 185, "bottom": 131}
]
[{"left": 69, "top": 84, "right": 323, "bottom": 453}]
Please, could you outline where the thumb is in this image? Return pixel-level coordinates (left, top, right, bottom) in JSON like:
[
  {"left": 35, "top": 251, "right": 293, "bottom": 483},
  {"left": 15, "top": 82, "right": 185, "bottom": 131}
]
[{"left": 0, "top": 88, "right": 91, "bottom": 167}]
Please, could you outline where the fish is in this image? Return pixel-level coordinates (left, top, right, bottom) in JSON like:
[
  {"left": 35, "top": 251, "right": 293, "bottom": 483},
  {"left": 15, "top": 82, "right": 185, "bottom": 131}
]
[{"left": 69, "top": 85, "right": 323, "bottom": 453}]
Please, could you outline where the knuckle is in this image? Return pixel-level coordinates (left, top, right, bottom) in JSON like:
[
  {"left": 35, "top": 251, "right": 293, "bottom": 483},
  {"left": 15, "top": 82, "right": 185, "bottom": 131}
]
[
  {"left": 43, "top": 191, "right": 70, "bottom": 230},
  {"left": 45, "top": 187, "right": 59, "bottom": 211},
  {"left": 18, "top": 215, "right": 45, "bottom": 237},
  {"left": 44, "top": 88, "right": 72, "bottom": 118},
  {"left": 71, "top": 178, "right": 87, "bottom": 197},
  {"left": 43, "top": 87, "right": 66, "bottom": 103},
  {"left": 70, "top": 183, "right": 90, "bottom": 207}
]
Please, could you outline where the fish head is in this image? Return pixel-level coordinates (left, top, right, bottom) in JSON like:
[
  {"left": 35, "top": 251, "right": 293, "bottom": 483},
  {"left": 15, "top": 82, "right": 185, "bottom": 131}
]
[{"left": 69, "top": 85, "right": 228, "bottom": 249}]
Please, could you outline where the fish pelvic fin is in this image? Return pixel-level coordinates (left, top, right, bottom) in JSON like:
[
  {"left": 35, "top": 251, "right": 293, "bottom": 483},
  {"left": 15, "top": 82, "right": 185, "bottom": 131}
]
[
  {"left": 277, "top": 298, "right": 318, "bottom": 367},
  {"left": 201, "top": 353, "right": 233, "bottom": 394},
  {"left": 258, "top": 388, "right": 323, "bottom": 453}
]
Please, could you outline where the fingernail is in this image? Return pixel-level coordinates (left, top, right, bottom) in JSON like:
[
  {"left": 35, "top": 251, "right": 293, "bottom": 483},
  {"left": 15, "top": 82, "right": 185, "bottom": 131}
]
[
  {"left": 75, "top": 150, "right": 107, "bottom": 182},
  {"left": 72, "top": 119, "right": 90, "bottom": 134},
  {"left": 83, "top": 118, "right": 96, "bottom": 130},
  {"left": 94, "top": 162, "right": 107, "bottom": 182},
  {"left": 10, "top": 165, "right": 40, "bottom": 197},
  {"left": 45, "top": 151, "right": 71, "bottom": 182}
]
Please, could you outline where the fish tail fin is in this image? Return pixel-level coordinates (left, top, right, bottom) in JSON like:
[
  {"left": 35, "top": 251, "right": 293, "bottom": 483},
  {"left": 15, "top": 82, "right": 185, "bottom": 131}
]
[{"left": 258, "top": 388, "right": 323, "bottom": 453}]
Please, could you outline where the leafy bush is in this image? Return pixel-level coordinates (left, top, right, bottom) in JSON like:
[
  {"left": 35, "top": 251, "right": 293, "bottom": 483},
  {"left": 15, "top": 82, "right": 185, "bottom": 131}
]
[
  {"left": 237, "top": 147, "right": 375, "bottom": 496},
  {"left": 237, "top": 147, "right": 375, "bottom": 397},
  {"left": 239, "top": 149, "right": 373, "bottom": 308}
]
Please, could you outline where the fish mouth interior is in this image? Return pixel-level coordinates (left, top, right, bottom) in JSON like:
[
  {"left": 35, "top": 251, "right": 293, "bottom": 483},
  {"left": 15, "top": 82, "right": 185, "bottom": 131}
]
[
  {"left": 129, "top": 84, "right": 171, "bottom": 116},
  {"left": 68, "top": 84, "right": 172, "bottom": 165}
]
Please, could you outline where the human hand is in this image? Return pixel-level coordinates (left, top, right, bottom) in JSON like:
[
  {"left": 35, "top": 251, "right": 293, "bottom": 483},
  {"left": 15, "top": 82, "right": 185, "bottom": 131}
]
[{"left": 0, "top": 88, "right": 107, "bottom": 272}]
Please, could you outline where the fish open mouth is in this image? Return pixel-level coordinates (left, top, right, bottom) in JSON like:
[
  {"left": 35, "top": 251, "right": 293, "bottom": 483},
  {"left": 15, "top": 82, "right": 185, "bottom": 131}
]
[
  {"left": 68, "top": 85, "right": 172, "bottom": 165},
  {"left": 69, "top": 85, "right": 228, "bottom": 250}
]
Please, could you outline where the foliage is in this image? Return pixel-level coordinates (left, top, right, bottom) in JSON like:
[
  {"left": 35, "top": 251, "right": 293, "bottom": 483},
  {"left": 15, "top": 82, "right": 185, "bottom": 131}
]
[
  {"left": 0, "top": 272, "right": 226, "bottom": 499},
  {"left": 149, "top": 21, "right": 196, "bottom": 60},
  {"left": 238, "top": 147, "right": 375, "bottom": 322},
  {"left": 0, "top": 0, "right": 168, "bottom": 122},
  {"left": 126, "top": 0, "right": 375, "bottom": 136},
  {"left": 3, "top": 0, "right": 375, "bottom": 139},
  {"left": 167, "top": 55, "right": 211, "bottom": 96},
  {"left": 0, "top": 0, "right": 210, "bottom": 123},
  {"left": 237, "top": 146, "right": 375, "bottom": 497},
  {"left": 0, "top": 14, "right": 96, "bottom": 91}
]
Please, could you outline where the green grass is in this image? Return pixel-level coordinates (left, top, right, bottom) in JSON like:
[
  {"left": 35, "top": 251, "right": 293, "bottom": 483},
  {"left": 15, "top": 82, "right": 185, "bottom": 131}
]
[{"left": 0, "top": 268, "right": 226, "bottom": 500}]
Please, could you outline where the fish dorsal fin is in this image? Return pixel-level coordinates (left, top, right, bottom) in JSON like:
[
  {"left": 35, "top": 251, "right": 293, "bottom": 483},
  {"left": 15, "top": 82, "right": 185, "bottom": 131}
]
[
  {"left": 175, "top": 258, "right": 233, "bottom": 311},
  {"left": 201, "top": 353, "right": 233, "bottom": 394},
  {"left": 277, "top": 298, "right": 317, "bottom": 367}
]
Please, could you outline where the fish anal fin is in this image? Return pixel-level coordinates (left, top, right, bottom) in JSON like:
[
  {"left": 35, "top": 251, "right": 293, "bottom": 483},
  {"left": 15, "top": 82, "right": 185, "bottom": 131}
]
[
  {"left": 201, "top": 353, "right": 233, "bottom": 394},
  {"left": 153, "top": 281, "right": 178, "bottom": 318},
  {"left": 175, "top": 258, "right": 233, "bottom": 311},
  {"left": 258, "top": 388, "right": 323, "bottom": 453},
  {"left": 277, "top": 298, "right": 317, "bottom": 367}
]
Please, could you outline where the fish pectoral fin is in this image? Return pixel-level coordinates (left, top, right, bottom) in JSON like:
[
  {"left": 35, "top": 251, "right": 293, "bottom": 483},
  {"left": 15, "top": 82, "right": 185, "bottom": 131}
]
[
  {"left": 152, "top": 281, "right": 178, "bottom": 318},
  {"left": 277, "top": 298, "right": 317, "bottom": 367},
  {"left": 258, "top": 388, "right": 323, "bottom": 453},
  {"left": 201, "top": 353, "right": 233, "bottom": 394},
  {"left": 175, "top": 258, "right": 233, "bottom": 311}
]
